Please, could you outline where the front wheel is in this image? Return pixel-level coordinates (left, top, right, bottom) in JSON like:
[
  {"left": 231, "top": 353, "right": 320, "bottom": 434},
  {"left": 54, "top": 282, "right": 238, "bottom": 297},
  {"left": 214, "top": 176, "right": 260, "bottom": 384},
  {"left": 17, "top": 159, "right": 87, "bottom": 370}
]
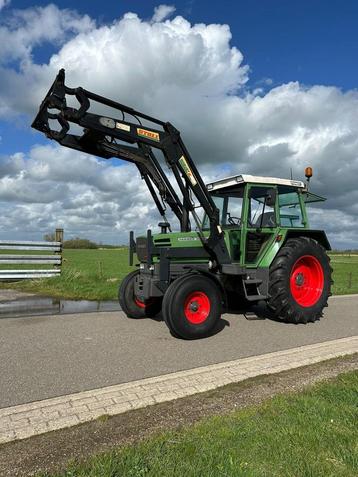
[
  {"left": 267, "top": 237, "right": 332, "bottom": 324},
  {"left": 118, "top": 270, "right": 161, "bottom": 319},
  {"left": 162, "top": 274, "right": 222, "bottom": 339}
]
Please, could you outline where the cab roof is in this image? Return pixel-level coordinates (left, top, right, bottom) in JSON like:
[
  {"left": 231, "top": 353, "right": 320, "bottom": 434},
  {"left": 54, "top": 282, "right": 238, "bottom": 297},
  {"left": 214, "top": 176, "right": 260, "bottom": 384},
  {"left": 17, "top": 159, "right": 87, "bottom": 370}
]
[{"left": 206, "top": 174, "right": 306, "bottom": 191}]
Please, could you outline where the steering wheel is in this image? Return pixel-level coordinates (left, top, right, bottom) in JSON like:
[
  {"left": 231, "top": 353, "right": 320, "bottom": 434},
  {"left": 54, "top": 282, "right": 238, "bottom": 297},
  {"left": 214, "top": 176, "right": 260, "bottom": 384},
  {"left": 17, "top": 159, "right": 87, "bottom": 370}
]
[{"left": 228, "top": 215, "right": 241, "bottom": 226}]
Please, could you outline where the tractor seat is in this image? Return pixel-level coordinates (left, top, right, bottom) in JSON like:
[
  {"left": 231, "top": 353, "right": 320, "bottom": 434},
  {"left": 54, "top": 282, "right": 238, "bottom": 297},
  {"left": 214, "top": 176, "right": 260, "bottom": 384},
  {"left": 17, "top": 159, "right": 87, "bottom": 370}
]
[{"left": 254, "top": 212, "right": 276, "bottom": 228}]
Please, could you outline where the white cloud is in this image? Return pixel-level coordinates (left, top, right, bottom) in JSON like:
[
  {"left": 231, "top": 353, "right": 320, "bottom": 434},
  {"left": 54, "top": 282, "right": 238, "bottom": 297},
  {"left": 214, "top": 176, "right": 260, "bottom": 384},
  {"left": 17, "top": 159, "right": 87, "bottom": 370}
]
[
  {"left": 0, "top": 8, "right": 247, "bottom": 118},
  {"left": 0, "top": 4, "right": 94, "bottom": 64},
  {"left": 0, "top": 4, "right": 357, "bottom": 247},
  {"left": 0, "top": 144, "right": 159, "bottom": 242},
  {"left": 152, "top": 4, "right": 176, "bottom": 22},
  {"left": 0, "top": 0, "right": 10, "bottom": 12}
]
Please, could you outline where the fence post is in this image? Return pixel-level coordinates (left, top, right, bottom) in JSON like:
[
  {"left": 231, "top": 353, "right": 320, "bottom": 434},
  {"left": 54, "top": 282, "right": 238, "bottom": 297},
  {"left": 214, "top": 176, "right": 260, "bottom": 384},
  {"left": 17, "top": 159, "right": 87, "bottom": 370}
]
[
  {"left": 348, "top": 272, "right": 352, "bottom": 289},
  {"left": 55, "top": 228, "right": 64, "bottom": 243},
  {"left": 55, "top": 228, "right": 64, "bottom": 271},
  {"left": 98, "top": 260, "right": 103, "bottom": 278}
]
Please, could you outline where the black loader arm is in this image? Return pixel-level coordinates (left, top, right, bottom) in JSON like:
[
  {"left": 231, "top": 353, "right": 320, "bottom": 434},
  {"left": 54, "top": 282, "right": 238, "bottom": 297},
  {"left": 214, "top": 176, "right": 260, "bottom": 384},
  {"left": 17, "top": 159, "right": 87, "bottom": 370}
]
[{"left": 32, "top": 69, "right": 231, "bottom": 265}]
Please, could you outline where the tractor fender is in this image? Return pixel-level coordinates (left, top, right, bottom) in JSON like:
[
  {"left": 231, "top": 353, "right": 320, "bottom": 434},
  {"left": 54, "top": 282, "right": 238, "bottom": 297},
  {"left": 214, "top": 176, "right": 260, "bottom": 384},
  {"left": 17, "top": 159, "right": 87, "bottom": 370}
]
[{"left": 284, "top": 230, "right": 331, "bottom": 250}]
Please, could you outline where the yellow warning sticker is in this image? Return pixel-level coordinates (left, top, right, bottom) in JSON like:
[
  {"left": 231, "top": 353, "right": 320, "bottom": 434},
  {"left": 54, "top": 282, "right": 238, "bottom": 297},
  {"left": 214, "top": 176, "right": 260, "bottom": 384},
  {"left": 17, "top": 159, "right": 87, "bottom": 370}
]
[
  {"left": 179, "top": 155, "right": 197, "bottom": 186},
  {"left": 137, "top": 128, "right": 160, "bottom": 142}
]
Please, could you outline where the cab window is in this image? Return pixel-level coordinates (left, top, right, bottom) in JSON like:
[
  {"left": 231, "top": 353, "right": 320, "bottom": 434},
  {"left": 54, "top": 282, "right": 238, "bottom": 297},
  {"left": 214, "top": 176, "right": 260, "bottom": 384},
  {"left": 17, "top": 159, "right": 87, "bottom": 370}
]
[
  {"left": 225, "top": 196, "right": 243, "bottom": 226},
  {"left": 248, "top": 187, "right": 276, "bottom": 228},
  {"left": 278, "top": 188, "right": 304, "bottom": 227},
  {"left": 202, "top": 192, "right": 243, "bottom": 229}
]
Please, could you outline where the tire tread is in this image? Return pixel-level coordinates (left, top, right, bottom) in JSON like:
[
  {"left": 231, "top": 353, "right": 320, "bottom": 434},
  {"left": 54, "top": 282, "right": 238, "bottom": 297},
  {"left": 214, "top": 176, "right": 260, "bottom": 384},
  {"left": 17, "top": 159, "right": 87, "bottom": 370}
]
[{"left": 267, "top": 237, "right": 332, "bottom": 324}]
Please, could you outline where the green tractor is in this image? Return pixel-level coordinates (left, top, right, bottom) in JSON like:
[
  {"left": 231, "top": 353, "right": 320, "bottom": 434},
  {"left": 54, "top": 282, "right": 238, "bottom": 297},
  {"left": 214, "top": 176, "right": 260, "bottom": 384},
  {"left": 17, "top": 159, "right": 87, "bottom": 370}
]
[{"left": 33, "top": 70, "right": 332, "bottom": 339}]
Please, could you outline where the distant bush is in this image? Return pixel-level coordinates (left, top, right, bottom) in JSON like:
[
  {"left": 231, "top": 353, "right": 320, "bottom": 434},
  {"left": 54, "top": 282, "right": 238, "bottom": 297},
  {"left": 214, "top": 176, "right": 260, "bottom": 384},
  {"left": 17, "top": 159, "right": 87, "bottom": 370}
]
[
  {"left": 63, "top": 238, "right": 98, "bottom": 249},
  {"left": 43, "top": 233, "right": 56, "bottom": 242},
  {"left": 98, "top": 244, "right": 127, "bottom": 249},
  {"left": 330, "top": 249, "right": 358, "bottom": 254}
]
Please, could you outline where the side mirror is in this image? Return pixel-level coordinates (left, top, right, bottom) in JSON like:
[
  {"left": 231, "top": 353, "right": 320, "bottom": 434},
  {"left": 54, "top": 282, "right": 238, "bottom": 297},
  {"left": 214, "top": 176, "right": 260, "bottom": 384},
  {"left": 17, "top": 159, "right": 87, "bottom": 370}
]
[{"left": 265, "top": 188, "right": 277, "bottom": 207}]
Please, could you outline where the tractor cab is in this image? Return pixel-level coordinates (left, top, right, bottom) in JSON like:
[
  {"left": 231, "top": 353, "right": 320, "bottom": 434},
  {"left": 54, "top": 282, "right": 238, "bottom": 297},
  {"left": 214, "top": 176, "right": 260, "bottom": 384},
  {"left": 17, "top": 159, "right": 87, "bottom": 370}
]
[{"left": 204, "top": 174, "right": 325, "bottom": 266}]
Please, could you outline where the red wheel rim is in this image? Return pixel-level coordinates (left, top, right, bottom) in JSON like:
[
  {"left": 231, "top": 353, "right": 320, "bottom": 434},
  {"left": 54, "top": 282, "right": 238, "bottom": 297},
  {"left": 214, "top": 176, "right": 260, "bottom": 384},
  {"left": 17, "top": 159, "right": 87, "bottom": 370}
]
[
  {"left": 290, "top": 255, "right": 324, "bottom": 307},
  {"left": 184, "top": 291, "right": 211, "bottom": 324},
  {"left": 135, "top": 297, "right": 146, "bottom": 309}
]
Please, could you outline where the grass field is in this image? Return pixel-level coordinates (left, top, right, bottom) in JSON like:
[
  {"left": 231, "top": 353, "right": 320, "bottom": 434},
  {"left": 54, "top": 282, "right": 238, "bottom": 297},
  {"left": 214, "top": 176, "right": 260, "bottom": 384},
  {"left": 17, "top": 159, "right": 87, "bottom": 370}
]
[
  {"left": 328, "top": 254, "right": 358, "bottom": 295},
  {"left": 41, "top": 370, "right": 358, "bottom": 477},
  {"left": 0, "top": 249, "right": 357, "bottom": 300}
]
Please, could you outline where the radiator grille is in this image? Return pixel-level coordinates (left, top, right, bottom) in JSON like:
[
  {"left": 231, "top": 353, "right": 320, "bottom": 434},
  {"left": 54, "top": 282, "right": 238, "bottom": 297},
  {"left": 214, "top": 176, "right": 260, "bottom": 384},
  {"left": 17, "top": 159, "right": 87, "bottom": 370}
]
[{"left": 136, "top": 237, "right": 147, "bottom": 262}]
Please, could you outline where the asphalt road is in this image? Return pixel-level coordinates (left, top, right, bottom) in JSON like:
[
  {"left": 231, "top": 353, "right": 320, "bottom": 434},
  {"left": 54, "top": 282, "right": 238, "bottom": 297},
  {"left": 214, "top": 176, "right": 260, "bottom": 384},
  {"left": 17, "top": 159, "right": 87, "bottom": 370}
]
[{"left": 0, "top": 295, "right": 357, "bottom": 408}]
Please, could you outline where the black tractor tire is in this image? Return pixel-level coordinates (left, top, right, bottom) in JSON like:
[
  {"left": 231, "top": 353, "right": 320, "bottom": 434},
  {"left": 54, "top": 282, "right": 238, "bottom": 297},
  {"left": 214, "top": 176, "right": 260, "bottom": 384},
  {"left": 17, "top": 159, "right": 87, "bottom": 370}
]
[
  {"left": 267, "top": 237, "right": 332, "bottom": 324},
  {"left": 162, "top": 273, "right": 222, "bottom": 339},
  {"left": 118, "top": 270, "right": 161, "bottom": 319}
]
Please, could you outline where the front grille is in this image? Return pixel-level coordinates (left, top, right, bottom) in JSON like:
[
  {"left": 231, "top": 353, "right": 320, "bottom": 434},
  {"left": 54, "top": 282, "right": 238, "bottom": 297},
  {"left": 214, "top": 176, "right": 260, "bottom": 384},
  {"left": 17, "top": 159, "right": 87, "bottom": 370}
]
[
  {"left": 154, "top": 238, "right": 171, "bottom": 247},
  {"left": 136, "top": 237, "right": 147, "bottom": 262}
]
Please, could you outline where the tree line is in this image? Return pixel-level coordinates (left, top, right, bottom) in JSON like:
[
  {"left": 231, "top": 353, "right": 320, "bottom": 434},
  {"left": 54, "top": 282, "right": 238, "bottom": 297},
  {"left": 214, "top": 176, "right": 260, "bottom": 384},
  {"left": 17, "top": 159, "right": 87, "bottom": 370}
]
[{"left": 43, "top": 234, "right": 98, "bottom": 249}]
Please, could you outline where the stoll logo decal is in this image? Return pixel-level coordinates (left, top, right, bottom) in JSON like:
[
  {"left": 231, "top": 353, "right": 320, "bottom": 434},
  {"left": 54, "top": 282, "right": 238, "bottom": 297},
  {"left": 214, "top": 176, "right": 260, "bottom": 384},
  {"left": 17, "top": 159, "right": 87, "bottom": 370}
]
[{"left": 137, "top": 128, "right": 160, "bottom": 141}]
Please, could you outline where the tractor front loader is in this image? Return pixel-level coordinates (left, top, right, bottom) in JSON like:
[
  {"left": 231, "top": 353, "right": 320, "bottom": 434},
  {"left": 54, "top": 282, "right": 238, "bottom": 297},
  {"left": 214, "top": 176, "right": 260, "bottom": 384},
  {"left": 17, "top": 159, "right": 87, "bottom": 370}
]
[{"left": 32, "top": 69, "right": 332, "bottom": 339}]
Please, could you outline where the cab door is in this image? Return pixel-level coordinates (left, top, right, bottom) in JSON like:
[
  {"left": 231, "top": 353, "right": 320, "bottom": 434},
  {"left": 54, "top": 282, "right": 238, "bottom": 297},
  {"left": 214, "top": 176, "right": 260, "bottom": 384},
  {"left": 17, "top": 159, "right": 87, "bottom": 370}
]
[
  {"left": 241, "top": 185, "right": 278, "bottom": 266},
  {"left": 222, "top": 193, "right": 244, "bottom": 263}
]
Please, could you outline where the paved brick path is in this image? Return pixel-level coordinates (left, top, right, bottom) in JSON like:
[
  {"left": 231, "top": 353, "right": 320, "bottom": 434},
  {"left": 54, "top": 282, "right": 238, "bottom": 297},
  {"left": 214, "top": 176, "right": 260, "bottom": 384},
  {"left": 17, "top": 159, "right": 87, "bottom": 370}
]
[{"left": 0, "top": 336, "right": 356, "bottom": 444}]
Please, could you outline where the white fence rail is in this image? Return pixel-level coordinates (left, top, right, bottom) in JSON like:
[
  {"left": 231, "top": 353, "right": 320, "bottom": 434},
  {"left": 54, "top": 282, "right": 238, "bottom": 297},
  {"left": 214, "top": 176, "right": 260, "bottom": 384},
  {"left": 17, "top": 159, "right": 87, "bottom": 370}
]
[{"left": 0, "top": 232, "right": 63, "bottom": 280}]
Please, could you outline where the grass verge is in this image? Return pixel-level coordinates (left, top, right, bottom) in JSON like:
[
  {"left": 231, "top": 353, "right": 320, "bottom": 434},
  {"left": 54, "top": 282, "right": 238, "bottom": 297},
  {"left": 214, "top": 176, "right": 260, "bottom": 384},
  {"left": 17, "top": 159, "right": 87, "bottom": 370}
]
[
  {"left": 0, "top": 250, "right": 357, "bottom": 300},
  {"left": 329, "top": 254, "right": 358, "bottom": 295},
  {"left": 40, "top": 370, "right": 357, "bottom": 477},
  {"left": 1, "top": 355, "right": 356, "bottom": 477}
]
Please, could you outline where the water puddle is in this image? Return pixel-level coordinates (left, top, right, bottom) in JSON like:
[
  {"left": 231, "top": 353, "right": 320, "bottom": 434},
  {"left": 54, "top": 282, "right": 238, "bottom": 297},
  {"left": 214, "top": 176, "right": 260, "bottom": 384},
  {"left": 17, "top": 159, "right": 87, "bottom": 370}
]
[{"left": 0, "top": 297, "right": 121, "bottom": 319}]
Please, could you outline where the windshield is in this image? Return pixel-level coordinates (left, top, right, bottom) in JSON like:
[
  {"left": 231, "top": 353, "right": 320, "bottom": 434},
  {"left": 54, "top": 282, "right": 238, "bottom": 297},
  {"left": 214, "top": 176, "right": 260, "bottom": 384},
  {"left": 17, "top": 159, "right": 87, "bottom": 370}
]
[{"left": 202, "top": 192, "right": 243, "bottom": 229}]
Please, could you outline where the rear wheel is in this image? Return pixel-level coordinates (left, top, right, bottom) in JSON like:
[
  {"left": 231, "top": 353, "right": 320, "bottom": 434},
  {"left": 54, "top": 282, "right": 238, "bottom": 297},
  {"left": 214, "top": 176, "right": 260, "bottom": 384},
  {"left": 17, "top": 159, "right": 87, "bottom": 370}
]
[
  {"left": 267, "top": 237, "right": 332, "bottom": 323},
  {"left": 118, "top": 270, "right": 161, "bottom": 319},
  {"left": 162, "top": 274, "right": 222, "bottom": 339}
]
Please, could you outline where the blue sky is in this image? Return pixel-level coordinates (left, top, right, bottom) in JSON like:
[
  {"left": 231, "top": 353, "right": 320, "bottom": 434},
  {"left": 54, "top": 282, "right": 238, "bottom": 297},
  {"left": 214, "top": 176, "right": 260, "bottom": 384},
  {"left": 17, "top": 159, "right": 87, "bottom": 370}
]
[
  {"left": 11, "top": 0, "right": 358, "bottom": 88},
  {"left": 0, "top": 1, "right": 357, "bottom": 246},
  {"left": 2, "top": 0, "right": 357, "bottom": 155}
]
